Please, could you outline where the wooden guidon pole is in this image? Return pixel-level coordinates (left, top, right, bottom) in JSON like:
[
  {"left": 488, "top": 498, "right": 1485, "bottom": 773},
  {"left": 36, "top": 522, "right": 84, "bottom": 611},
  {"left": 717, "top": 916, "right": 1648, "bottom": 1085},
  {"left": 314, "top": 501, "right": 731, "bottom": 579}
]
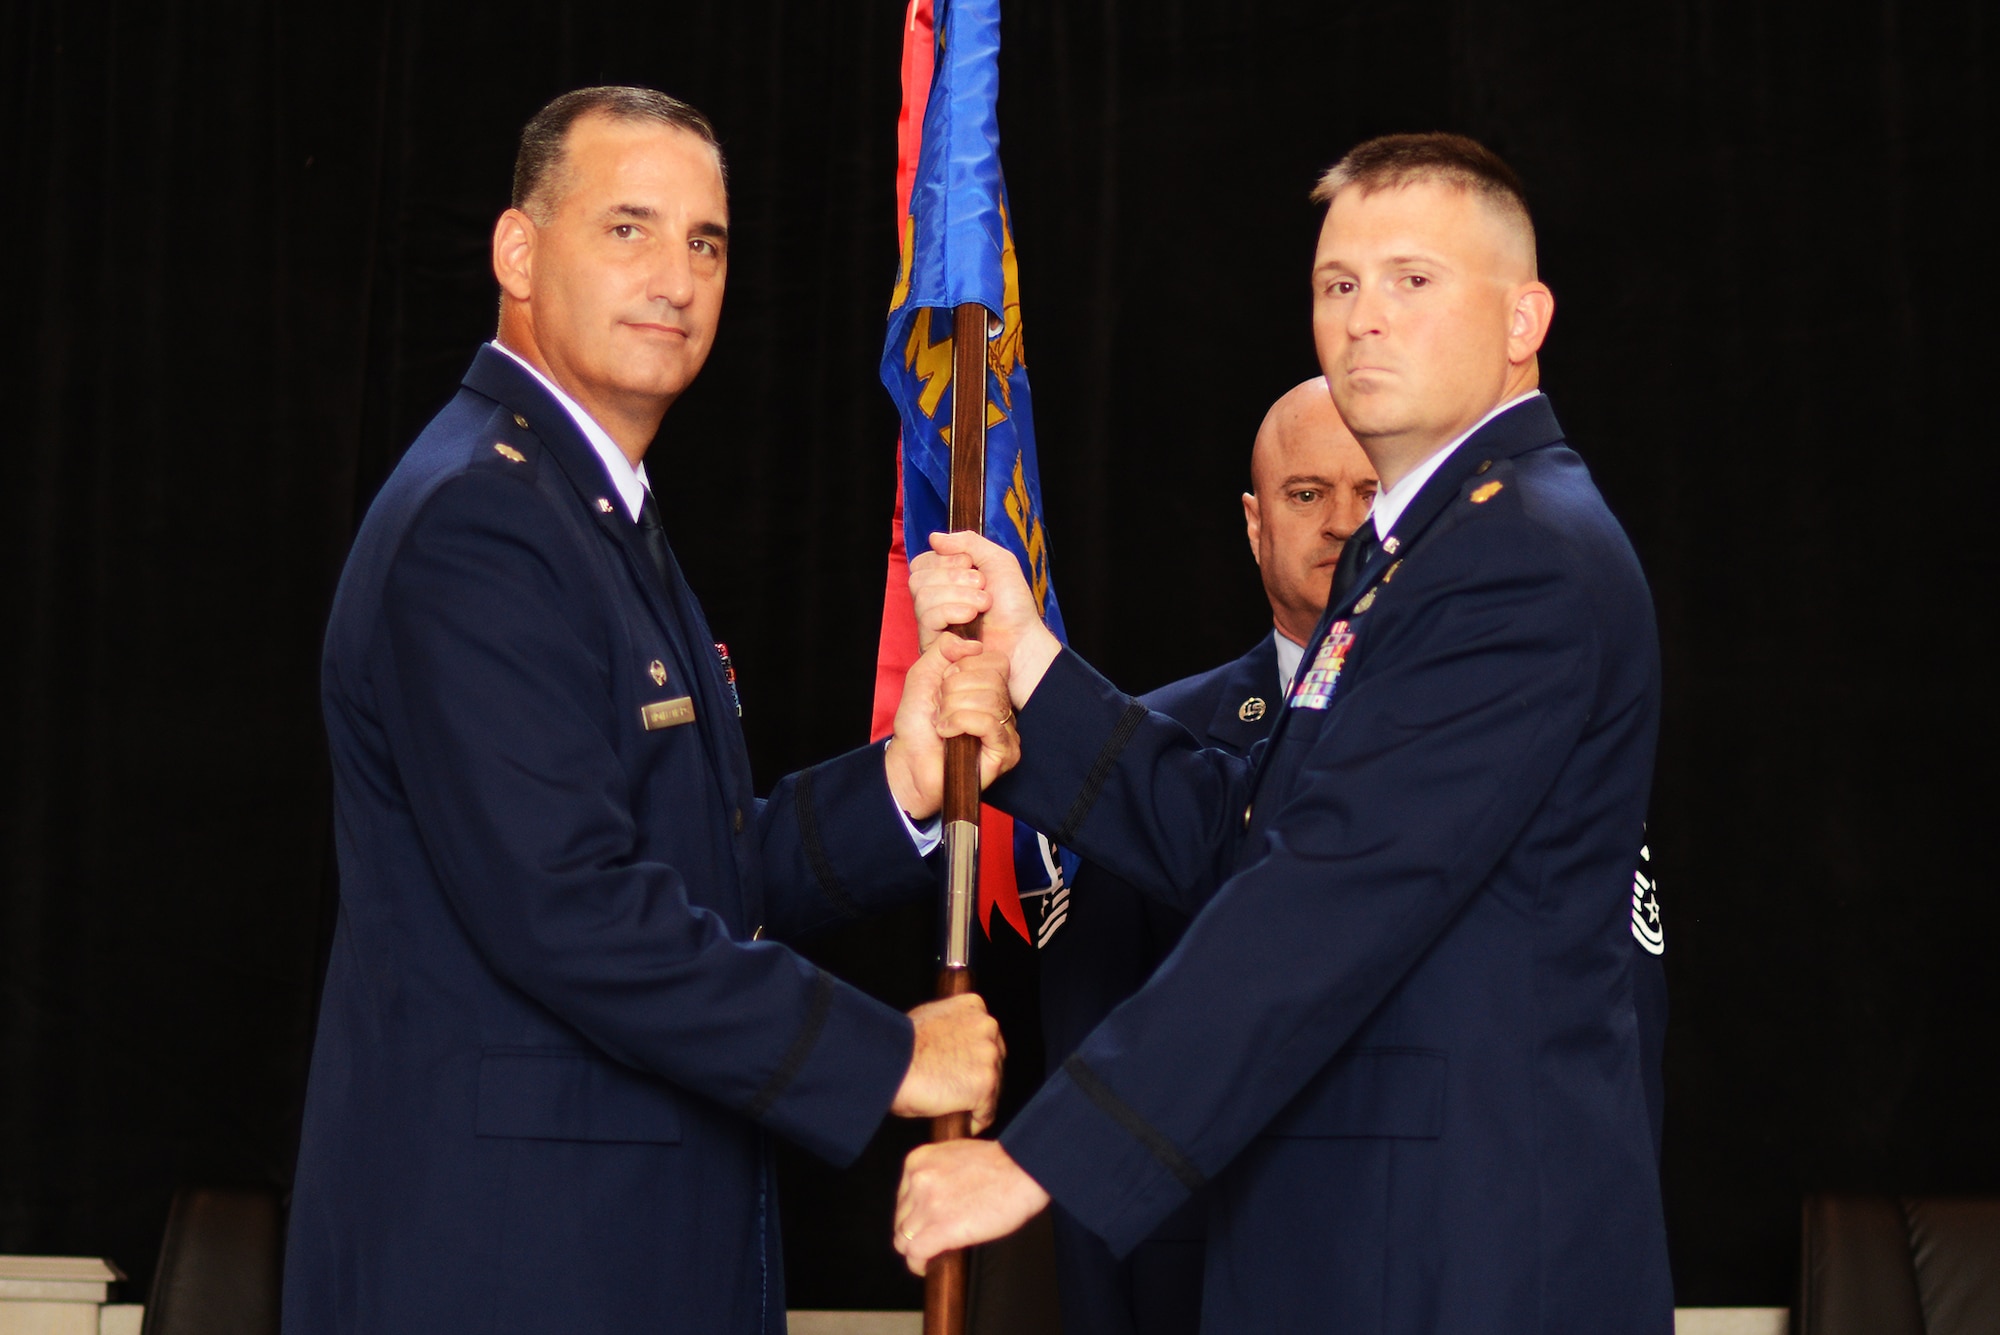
[{"left": 923, "top": 300, "right": 992, "bottom": 1335}]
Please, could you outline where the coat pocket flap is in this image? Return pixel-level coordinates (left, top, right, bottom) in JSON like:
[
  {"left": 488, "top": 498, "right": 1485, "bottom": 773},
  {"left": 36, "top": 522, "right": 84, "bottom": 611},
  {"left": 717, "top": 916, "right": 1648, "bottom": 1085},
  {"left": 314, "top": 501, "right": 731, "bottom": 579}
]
[
  {"left": 1262, "top": 1048, "right": 1446, "bottom": 1140},
  {"left": 475, "top": 1049, "right": 684, "bottom": 1144}
]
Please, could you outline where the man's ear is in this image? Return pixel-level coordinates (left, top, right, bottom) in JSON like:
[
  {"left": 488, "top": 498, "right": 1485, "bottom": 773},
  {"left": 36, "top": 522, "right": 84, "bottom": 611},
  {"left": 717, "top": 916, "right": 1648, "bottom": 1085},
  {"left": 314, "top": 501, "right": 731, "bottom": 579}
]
[
  {"left": 493, "top": 208, "right": 537, "bottom": 302},
  {"left": 1242, "top": 492, "right": 1263, "bottom": 566},
  {"left": 1507, "top": 282, "right": 1555, "bottom": 365}
]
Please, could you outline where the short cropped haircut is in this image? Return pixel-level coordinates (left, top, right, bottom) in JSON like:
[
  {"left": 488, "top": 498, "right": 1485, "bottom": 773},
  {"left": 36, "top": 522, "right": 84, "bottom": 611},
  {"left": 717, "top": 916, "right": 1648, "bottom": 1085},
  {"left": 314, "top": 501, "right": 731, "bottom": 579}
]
[
  {"left": 512, "top": 86, "right": 725, "bottom": 224},
  {"left": 1311, "top": 133, "right": 1536, "bottom": 272}
]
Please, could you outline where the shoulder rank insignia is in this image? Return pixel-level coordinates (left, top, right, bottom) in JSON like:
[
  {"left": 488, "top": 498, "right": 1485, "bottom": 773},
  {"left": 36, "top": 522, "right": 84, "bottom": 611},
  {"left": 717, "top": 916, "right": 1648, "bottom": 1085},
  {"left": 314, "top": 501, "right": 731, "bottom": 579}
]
[
  {"left": 1238, "top": 696, "right": 1266, "bottom": 722},
  {"left": 1471, "top": 480, "right": 1504, "bottom": 504},
  {"left": 493, "top": 442, "right": 526, "bottom": 463}
]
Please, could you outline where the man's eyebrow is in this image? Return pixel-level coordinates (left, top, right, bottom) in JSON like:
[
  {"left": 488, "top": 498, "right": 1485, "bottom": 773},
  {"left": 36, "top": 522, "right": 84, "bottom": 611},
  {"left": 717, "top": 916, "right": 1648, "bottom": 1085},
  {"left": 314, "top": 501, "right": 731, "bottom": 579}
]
[
  {"left": 1280, "top": 473, "right": 1336, "bottom": 489},
  {"left": 691, "top": 220, "right": 729, "bottom": 243},
  {"left": 605, "top": 204, "right": 658, "bottom": 221}
]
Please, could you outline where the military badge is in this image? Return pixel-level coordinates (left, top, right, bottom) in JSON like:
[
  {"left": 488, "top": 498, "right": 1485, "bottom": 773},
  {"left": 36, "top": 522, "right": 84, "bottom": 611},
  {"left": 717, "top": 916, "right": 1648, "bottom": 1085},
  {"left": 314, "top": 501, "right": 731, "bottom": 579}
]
[
  {"left": 1238, "top": 696, "right": 1266, "bottom": 722},
  {"left": 492, "top": 442, "right": 525, "bottom": 463},
  {"left": 1471, "top": 480, "right": 1504, "bottom": 504}
]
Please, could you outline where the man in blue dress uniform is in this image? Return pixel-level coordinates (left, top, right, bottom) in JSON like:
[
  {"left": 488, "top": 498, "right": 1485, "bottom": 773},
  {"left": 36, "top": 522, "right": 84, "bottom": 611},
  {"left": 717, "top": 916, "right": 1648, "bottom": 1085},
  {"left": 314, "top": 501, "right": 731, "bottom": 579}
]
[
  {"left": 897, "top": 134, "right": 1672, "bottom": 1333},
  {"left": 285, "top": 88, "right": 1018, "bottom": 1335},
  {"left": 1038, "top": 377, "right": 1376, "bottom": 1335}
]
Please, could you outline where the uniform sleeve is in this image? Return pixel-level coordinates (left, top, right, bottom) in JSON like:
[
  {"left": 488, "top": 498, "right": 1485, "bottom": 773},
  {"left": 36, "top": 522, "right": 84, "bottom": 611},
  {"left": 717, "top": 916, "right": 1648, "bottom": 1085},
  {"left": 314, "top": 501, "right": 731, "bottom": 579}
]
[
  {"left": 995, "top": 534, "right": 1602, "bottom": 1252},
  {"left": 751, "top": 740, "right": 936, "bottom": 942},
  {"left": 986, "top": 652, "right": 1255, "bottom": 915},
  {"left": 374, "top": 469, "right": 910, "bottom": 1166}
]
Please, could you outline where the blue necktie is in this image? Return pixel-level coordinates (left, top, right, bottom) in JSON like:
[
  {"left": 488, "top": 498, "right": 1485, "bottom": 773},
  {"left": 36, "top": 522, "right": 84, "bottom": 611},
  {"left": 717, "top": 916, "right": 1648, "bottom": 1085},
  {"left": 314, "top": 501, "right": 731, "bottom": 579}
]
[{"left": 1329, "top": 522, "right": 1381, "bottom": 607}]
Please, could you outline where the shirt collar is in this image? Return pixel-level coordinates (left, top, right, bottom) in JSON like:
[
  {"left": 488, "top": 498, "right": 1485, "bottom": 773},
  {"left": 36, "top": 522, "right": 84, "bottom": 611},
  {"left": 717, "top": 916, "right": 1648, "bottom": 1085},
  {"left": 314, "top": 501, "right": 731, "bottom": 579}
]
[
  {"left": 1369, "top": 390, "right": 1542, "bottom": 541},
  {"left": 491, "top": 341, "right": 652, "bottom": 521},
  {"left": 1273, "top": 628, "right": 1306, "bottom": 693}
]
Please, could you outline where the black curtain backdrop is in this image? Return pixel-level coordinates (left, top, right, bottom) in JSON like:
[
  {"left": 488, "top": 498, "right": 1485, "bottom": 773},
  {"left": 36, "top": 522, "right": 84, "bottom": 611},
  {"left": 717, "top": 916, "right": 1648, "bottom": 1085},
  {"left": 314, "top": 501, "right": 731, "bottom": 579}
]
[{"left": 4, "top": 0, "right": 1994, "bottom": 1312}]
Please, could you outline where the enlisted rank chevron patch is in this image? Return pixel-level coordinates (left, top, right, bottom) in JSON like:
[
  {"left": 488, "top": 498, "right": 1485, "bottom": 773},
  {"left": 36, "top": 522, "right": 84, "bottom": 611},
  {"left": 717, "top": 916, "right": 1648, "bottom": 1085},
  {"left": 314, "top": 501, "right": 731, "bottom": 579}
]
[{"left": 1630, "top": 843, "right": 1664, "bottom": 955}]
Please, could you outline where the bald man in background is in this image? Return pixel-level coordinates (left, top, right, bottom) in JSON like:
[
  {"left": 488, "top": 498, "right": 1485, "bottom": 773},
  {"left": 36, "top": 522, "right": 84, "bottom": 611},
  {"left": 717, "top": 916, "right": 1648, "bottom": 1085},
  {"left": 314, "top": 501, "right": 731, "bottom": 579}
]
[{"left": 1036, "top": 378, "right": 1375, "bottom": 1335}]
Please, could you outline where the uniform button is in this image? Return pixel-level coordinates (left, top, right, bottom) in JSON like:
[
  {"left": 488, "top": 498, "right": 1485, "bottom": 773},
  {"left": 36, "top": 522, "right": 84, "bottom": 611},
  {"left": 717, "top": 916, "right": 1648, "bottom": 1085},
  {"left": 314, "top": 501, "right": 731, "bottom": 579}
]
[
  {"left": 733, "top": 807, "right": 745, "bottom": 834},
  {"left": 1242, "top": 804, "right": 1253, "bottom": 830},
  {"left": 512, "top": 413, "right": 530, "bottom": 429}
]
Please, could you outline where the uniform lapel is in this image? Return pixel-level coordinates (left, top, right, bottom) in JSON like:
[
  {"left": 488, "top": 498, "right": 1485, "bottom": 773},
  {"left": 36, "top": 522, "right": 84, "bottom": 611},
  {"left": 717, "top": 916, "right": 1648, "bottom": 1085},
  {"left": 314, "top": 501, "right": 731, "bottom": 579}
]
[
  {"left": 459, "top": 348, "right": 758, "bottom": 858},
  {"left": 1201, "top": 637, "right": 1284, "bottom": 753},
  {"left": 461, "top": 349, "right": 691, "bottom": 662},
  {"left": 649, "top": 534, "right": 757, "bottom": 799}
]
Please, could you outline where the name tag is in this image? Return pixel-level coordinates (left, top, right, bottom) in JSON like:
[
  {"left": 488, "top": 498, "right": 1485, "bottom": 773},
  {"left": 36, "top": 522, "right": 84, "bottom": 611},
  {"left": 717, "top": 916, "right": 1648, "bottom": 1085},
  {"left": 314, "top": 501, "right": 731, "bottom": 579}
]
[{"left": 641, "top": 696, "right": 696, "bottom": 731}]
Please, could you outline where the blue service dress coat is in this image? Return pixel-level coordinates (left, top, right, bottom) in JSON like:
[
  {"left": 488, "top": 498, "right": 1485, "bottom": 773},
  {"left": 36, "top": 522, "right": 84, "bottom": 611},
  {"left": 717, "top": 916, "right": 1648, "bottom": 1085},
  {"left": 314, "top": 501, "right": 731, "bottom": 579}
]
[
  {"left": 989, "top": 395, "right": 1673, "bottom": 1333},
  {"left": 1038, "top": 636, "right": 1279, "bottom": 1335},
  {"left": 286, "top": 346, "right": 930, "bottom": 1335}
]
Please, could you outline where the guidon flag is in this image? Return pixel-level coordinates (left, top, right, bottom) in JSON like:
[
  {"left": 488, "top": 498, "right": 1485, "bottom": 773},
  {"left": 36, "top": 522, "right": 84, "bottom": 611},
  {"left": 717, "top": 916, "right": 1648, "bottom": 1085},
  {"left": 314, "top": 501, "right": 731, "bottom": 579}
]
[{"left": 870, "top": 0, "right": 1073, "bottom": 947}]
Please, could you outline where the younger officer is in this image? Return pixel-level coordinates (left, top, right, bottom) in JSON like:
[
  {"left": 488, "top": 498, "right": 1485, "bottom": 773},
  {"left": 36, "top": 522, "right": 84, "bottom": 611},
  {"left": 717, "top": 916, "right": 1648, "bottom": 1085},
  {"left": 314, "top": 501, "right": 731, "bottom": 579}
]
[{"left": 899, "top": 133, "right": 1671, "bottom": 1334}]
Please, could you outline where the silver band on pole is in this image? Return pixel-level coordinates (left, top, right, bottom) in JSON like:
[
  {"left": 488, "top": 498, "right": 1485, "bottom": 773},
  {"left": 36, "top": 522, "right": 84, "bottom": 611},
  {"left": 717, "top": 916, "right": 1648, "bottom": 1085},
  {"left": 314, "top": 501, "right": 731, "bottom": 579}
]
[{"left": 942, "top": 818, "right": 980, "bottom": 968}]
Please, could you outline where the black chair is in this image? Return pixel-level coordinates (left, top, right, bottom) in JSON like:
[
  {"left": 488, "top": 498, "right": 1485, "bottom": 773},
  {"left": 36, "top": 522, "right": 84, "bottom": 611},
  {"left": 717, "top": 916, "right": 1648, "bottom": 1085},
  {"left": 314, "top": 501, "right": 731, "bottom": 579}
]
[
  {"left": 141, "top": 1186, "right": 283, "bottom": 1335},
  {"left": 1798, "top": 1193, "right": 2000, "bottom": 1335}
]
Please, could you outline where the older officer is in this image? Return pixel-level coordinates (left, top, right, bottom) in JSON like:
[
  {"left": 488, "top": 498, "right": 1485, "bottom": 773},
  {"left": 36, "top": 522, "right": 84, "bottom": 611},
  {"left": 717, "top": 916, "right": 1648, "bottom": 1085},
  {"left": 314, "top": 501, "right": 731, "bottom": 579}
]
[
  {"left": 900, "top": 133, "right": 1671, "bottom": 1333},
  {"left": 286, "top": 87, "right": 1014, "bottom": 1335},
  {"left": 1039, "top": 377, "right": 1374, "bottom": 1335}
]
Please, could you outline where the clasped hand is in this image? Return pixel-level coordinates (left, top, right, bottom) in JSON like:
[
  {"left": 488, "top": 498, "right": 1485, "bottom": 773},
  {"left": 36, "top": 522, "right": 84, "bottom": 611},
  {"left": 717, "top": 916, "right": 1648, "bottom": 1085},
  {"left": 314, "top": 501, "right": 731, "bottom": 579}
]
[
  {"left": 893, "top": 1139, "right": 1050, "bottom": 1275},
  {"left": 908, "top": 533, "right": 1064, "bottom": 708},
  {"left": 882, "top": 630, "right": 1020, "bottom": 822}
]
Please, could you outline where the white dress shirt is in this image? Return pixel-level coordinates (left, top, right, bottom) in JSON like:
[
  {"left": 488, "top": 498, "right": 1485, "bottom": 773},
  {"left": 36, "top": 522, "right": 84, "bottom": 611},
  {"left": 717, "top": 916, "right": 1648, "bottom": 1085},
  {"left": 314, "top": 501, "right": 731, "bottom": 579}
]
[{"left": 1274, "top": 629, "right": 1306, "bottom": 693}]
